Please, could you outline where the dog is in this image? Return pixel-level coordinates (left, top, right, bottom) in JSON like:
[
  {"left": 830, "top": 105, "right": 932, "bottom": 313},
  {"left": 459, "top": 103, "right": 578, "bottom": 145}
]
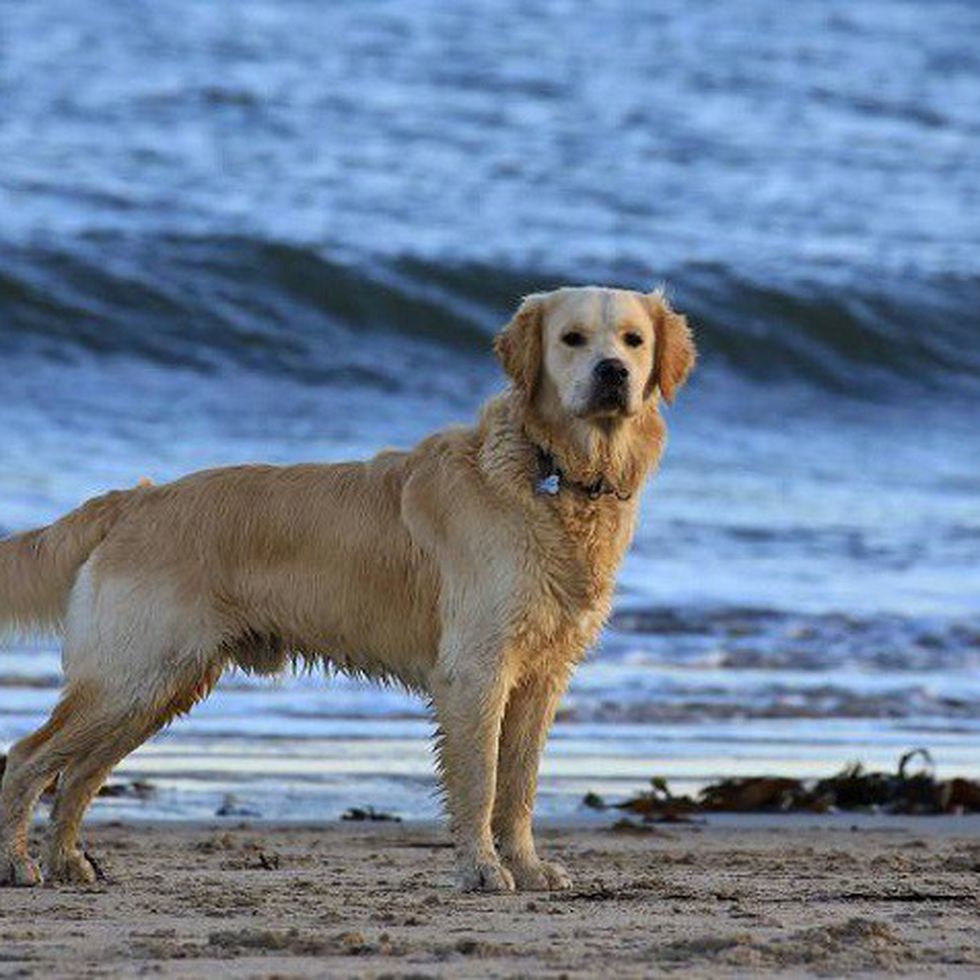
[{"left": 0, "top": 286, "right": 695, "bottom": 891}]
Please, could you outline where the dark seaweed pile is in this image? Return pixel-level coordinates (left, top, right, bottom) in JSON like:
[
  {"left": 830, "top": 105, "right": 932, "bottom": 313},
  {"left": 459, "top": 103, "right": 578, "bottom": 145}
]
[{"left": 586, "top": 750, "right": 980, "bottom": 821}]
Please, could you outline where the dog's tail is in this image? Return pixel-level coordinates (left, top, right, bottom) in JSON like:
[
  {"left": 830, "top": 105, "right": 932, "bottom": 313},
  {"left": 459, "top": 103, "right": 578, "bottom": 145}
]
[{"left": 0, "top": 488, "right": 135, "bottom": 636}]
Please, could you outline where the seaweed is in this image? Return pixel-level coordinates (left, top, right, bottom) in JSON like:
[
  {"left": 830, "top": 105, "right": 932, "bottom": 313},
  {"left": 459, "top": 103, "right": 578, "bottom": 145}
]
[
  {"left": 586, "top": 749, "right": 980, "bottom": 820},
  {"left": 341, "top": 806, "right": 402, "bottom": 822}
]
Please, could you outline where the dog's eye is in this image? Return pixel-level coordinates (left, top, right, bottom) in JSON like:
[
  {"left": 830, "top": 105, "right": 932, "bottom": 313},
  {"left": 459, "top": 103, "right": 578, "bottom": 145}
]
[
  {"left": 562, "top": 331, "right": 587, "bottom": 348},
  {"left": 623, "top": 332, "right": 644, "bottom": 348}
]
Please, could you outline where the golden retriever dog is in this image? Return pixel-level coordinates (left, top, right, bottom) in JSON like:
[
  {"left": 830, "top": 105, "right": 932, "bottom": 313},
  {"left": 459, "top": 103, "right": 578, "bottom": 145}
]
[{"left": 0, "top": 286, "right": 695, "bottom": 891}]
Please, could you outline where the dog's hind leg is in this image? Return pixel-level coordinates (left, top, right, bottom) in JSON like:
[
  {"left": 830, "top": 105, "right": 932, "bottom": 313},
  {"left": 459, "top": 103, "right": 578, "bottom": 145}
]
[
  {"left": 44, "top": 660, "right": 223, "bottom": 884},
  {"left": 43, "top": 709, "right": 166, "bottom": 884},
  {"left": 45, "top": 725, "right": 159, "bottom": 883},
  {"left": 0, "top": 682, "right": 100, "bottom": 886},
  {"left": 0, "top": 654, "right": 222, "bottom": 887}
]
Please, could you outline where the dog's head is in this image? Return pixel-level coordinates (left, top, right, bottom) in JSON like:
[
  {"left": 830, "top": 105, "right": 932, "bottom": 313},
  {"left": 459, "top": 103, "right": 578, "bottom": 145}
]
[{"left": 495, "top": 286, "right": 695, "bottom": 420}]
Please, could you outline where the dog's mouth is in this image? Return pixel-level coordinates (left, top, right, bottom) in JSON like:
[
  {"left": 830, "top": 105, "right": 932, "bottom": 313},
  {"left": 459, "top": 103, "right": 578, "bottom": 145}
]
[{"left": 584, "top": 383, "right": 631, "bottom": 418}]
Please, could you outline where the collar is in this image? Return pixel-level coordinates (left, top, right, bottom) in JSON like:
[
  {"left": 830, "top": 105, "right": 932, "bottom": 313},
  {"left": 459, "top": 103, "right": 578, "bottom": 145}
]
[{"left": 533, "top": 444, "right": 632, "bottom": 501}]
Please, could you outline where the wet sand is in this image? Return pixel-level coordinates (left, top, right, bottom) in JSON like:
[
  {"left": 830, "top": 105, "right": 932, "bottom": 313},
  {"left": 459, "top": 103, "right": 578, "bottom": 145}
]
[{"left": 1, "top": 816, "right": 978, "bottom": 978}]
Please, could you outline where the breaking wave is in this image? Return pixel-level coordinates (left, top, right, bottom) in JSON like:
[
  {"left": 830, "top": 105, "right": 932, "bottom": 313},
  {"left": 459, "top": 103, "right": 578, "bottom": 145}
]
[{"left": 2, "top": 234, "right": 978, "bottom": 397}]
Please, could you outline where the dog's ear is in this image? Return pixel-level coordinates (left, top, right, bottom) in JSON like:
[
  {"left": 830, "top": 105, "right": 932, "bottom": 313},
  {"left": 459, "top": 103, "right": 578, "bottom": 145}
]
[
  {"left": 644, "top": 291, "right": 696, "bottom": 403},
  {"left": 494, "top": 293, "right": 546, "bottom": 396}
]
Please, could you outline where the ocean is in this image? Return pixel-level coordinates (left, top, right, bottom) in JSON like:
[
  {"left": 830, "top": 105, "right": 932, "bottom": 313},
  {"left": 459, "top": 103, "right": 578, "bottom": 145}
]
[{"left": 1, "top": 0, "right": 978, "bottom": 821}]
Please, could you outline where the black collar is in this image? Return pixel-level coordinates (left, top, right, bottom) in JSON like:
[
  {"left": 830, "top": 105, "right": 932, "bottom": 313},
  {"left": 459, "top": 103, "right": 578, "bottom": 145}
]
[{"left": 534, "top": 444, "right": 632, "bottom": 501}]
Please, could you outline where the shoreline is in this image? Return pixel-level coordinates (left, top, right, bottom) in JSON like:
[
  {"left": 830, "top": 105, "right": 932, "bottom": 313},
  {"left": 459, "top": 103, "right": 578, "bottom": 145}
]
[
  {"left": 2, "top": 816, "right": 978, "bottom": 977},
  {"left": 33, "top": 810, "right": 980, "bottom": 832}
]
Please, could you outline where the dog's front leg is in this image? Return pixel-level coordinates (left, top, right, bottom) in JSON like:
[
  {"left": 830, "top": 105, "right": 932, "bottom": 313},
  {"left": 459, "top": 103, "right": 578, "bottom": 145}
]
[
  {"left": 492, "top": 670, "right": 573, "bottom": 890},
  {"left": 431, "top": 643, "right": 515, "bottom": 893}
]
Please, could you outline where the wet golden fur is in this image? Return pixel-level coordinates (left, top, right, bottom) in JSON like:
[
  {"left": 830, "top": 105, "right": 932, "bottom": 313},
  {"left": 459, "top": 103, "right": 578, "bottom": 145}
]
[{"left": 0, "top": 286, "right": 695, "bottom": 891}]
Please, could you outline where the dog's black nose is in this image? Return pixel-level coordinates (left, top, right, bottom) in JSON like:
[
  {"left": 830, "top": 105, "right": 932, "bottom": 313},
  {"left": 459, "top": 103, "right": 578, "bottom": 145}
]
[{"left": 594, "top": 358, "right": 629, "bottom": 386}]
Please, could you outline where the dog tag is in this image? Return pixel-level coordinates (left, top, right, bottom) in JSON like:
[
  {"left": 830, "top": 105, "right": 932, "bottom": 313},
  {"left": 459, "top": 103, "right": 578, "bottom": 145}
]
[{"left": 536, "top": 473, "right": 560, "bottom": 496}]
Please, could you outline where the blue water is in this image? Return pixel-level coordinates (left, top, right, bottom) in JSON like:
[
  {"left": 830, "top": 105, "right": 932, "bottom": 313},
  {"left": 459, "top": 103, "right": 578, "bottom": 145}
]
[{"left": 1, "top": 0, "right": 978, "bottom": 819}]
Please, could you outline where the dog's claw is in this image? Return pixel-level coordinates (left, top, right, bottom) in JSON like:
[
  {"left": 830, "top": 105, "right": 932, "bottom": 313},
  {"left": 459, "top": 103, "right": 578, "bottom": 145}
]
[{"left": 83, "top": 849, "right": 107, "bottom": 882}]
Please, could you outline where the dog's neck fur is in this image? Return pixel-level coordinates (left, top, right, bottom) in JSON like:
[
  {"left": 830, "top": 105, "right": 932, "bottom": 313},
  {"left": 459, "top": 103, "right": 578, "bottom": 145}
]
[
  {"left": 522, "top": 388, "right": 666, "bottom": 499},
  {"left": 480, "top": 388, "right": 667, "bottom": 504}
]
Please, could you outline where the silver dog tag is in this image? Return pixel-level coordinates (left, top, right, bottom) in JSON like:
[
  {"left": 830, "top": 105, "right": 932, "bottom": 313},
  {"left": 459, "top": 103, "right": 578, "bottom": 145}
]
[{"left": 536, "top": 473, "right": 560, "bottom": 496}]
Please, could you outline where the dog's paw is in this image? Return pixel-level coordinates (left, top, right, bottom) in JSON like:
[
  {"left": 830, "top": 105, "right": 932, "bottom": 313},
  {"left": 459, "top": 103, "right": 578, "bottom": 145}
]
[
  {"left": 457, "top": 859, "right": 516, "bottom": 893},
  {"left": 44, "top": 849, "right": 100, "bottom": 885},
  {"left": 0, "top": 854, "right": 43, "bottom": 887},
  {"left": 508, "top": 857, "right": 572, "bottom": 892}
]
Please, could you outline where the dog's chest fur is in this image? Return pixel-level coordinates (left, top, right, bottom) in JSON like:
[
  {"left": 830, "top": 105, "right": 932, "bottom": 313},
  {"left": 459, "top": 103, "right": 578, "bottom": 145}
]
[{"left": 510, "top": 494, "right": 636, "bottom": 674}]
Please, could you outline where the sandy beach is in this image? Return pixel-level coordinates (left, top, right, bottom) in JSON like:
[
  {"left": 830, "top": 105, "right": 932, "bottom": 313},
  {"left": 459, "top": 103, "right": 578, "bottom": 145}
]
[{"left": 1, "top": 816, "right": 977, "bottom": 978}]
